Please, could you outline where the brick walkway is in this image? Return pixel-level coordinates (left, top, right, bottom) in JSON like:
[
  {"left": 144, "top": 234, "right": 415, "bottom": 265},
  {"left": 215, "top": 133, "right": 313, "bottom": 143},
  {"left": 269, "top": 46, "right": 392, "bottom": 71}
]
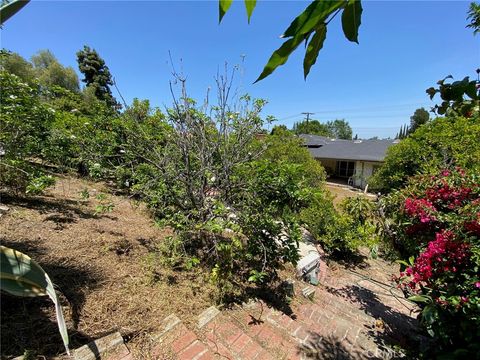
[
  {"left": 75, "top": 255, "right": 421, "bottom": 360},
  {"left": 147, "top": 255, "right": 420, "bottom": 360}
]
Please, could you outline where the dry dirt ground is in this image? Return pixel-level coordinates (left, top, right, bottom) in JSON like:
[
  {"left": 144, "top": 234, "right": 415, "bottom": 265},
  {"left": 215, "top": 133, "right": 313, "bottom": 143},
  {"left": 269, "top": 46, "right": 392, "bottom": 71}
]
[
  {"left": 0, "top": 176, "right": 216, "bottom": 359},
  {"left": 0, "top": 176, "right": 410, "bottom": 359},
  {"left": 324, "top": 183, "right": 376, "bottom": 208}
]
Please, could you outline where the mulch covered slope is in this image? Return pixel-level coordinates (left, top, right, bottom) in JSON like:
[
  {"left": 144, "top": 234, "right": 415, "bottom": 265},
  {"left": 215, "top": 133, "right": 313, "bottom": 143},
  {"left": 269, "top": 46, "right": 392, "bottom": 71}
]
[{"left": 0, "top": 176, "right": 215, "bottom": 359}]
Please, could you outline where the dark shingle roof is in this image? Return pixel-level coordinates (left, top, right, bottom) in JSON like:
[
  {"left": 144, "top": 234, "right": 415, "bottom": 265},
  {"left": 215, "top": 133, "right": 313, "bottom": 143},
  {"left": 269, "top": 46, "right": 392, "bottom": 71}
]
[
  {"left": 298, "top": 134, "right": 329, "bottom": 147},
  {"left": 298, "top": 134, "right": 397, "bottom": 162}
]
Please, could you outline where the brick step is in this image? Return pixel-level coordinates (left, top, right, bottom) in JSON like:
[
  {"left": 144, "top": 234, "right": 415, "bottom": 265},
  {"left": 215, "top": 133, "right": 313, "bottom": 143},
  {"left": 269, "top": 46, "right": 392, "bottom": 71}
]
[
  {"left": 303, "top": 289, "right": 396, "bottom": 355},
  {"left": 309, "top": 286, "right": 374, "bottom": 323},
  {"left": 229, "top": 292, "right": 379, "bottom": 358},
  {"left": 73, "top": 332, "right": 133, "bottom": 360},
  {"left": 151, "top": 314, "right": 214, "bottom": 360},
  {"left": 150, "top": 294, "right": 383, "bottom": 360},
  {"left": 295, "top": 298, "right": 367, "bottom": 333},
  {"left": 291, "top": 298, "right": 380, "bottom": 357},
  {"left": 228, "top": 300, "right": 313, "bottom": 359},
  {"left": 261, "top": 297, "right": 366, "bottom": 353},
  {"left": 198, "top": 306, "right": 282, "bottom": 360},
  {"left": 261, "top": 302, "right": 321, "bottom": 344},
  {"left": 227, "top": 298, "right": 377, "bottom": 360}
]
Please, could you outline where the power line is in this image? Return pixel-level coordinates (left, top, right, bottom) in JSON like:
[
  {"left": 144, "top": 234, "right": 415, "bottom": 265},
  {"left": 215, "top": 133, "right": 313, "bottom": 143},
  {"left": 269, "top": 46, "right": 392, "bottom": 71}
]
[
  {"left": 351, "top": 127, "right": 402, "bottom": 129},
  {"left": 276, "top": 113, "right": 303, "bottom": 121},
  {"left": 276, "top": 102, "right": 432, "bottom": 121},
  {"left": 310, "top": 102, "right": 431, "bottom": 114}
]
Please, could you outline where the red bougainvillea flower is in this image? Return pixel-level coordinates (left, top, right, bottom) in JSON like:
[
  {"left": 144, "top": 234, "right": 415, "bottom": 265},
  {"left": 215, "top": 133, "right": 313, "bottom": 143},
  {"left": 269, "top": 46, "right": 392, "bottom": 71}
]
[
  {"left": 465, "top": 220, "right": 480, "bottom": 236},
  {"left": 464, "top": 212, "right": 480, "bottom": 237},
  {"left": 404, "top": 198, "right": 437, "bottom": 223},
  {"left": 402, "top": 230, "right": 470, "bottom": 287},
  {"left": 423, "top": 169, "right": 473, "bottom": 210}
]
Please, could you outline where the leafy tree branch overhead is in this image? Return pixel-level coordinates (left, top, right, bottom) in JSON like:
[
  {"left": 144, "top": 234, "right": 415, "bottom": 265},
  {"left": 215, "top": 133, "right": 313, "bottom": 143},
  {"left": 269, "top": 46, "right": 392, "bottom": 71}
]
[
  {"left": 467, "top": 1, "right": 480, "bottom": 35},
  {"left": 219, "top": 0, "right": 363, "bottom": 82},
  {"left": 0, "top": 0, "right": 30, "bottom": 25}
]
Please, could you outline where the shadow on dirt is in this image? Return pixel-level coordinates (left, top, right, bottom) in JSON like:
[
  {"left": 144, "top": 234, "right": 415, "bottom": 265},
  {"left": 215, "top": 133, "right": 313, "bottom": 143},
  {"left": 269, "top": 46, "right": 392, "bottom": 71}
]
[
  {"left": 1, "top": 192, "right": 95, "bottom": 220},
  {"left": 0, "top": 237, "right": 104, "bottom": 357}
]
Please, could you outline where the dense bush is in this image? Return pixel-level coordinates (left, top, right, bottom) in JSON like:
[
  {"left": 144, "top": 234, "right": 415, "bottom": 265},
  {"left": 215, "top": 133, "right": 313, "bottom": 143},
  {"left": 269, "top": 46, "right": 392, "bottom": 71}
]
[
  {"left": 299, "top": 193, "right": 379, "bottom": 256},
  {"left": 0, "top": 71, "right": 55, "bottom": 193},
  {"left": 325, "top": 196, "right": 379, "bottom": 255},
  {"left": 259, "top": 128, "right": 326, "bottom": 188},
  {"left": 260, "top": 130, "right": 377, "bottom": 256},
  {"left": 370, "top": 116, "right": 480, "bottom": 192},
  {"left": 63, "top": 74, "right": 325, "bottom": 297},
  {"left": 386, "top": 168, "right": 480, "bottom": 357}
]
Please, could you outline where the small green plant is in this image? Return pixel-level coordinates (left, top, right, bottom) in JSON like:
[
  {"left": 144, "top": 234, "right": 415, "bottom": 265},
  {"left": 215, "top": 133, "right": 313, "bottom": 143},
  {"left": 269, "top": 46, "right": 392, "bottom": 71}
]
[
  {"left": 79, "top": 188, "right": 90, "bottom": 200},
  {"left": 156, "top": 235, "right": 186, "bottom": 268},
  {"left": 25, "top": 175, "right": 55, "bottom": 195},
  {"left": 94, "top": 203, "right": 114, "bottom": 215},
  {"left": 95, "top": 193, "right": 107, "bottom": 201},
  {"left": 248, "top": 269, "right": 267, "bottom": 284},
  {"left": 93, "top": 193, "right": 114, "bottom": 215},
  {"left": 22, "top": 350, "right": 36, "bottom": 360},
  {"left": 184, "top": 256, "right": 200, "bottom": 270},
  {"left": 340, "top": 195, "right": 374, "bottom": 225},
  {"left": 88, "top": 162, "right": 103, "bottom": 179}
]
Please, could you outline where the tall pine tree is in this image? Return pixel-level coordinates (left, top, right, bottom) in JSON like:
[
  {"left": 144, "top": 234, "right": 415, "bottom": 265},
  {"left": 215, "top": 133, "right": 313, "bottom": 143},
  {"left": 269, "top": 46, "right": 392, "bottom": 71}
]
[{"left": 76, "top": 45, "right": 119, "bottom": 110}]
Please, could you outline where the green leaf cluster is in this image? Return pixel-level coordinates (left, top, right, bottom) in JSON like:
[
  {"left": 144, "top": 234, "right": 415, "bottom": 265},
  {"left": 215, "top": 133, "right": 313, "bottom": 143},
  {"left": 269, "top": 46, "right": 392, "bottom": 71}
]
[
  {"left": 0, "top": 70, "right": 55, "bottom": 193},
  {"left": 426, "top": 73, "right": 479, "bottom": 117},
  {"left": 0, "top": 0, "right": 30, "bottom": 25},
  {"left": 370, "top": 116, "right": 480, "bottom": 193},
  {"left": 219, "top": 0, "right": 363, "bottom": 81}
]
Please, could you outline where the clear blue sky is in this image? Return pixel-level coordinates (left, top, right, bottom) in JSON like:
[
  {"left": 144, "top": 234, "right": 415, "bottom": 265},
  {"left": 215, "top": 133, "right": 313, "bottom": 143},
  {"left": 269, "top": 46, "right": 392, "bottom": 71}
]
[{"left": 1, "top": 0, "right": 479, "bottom": 138}]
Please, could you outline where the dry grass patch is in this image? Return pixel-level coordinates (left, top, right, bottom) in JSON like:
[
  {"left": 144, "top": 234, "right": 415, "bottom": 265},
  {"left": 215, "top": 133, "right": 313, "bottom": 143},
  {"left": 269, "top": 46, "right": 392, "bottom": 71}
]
[
  {"left": 0, "top": 176, "right": 216, "bottom": 359},
  {"left": 325, "top": 183, "right": 376, "bottom": 208}
]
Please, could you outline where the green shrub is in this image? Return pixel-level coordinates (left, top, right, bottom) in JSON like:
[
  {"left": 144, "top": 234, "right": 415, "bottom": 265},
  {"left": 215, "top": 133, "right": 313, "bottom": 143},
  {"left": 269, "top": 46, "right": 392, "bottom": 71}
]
[
  {"left": 370, "top": 116, "right": 480, "bottom": 192},
  {"left": 260, "top": 129, "right": 326, "bottom": 188},
  {"left": 0, "top": 71, "right": 55, "bottom": 194},
  {"left": 340, "top": 195, "right": 374, "bottom": 225},
  {"left": 300, "top": 194, "right": 379, "bottom": 256},
  {"left": 26, "top": 175, "right": 55, "bottom": 195},
  {"left": 388, "top": 168, "right": 480, "bottom": 357}
]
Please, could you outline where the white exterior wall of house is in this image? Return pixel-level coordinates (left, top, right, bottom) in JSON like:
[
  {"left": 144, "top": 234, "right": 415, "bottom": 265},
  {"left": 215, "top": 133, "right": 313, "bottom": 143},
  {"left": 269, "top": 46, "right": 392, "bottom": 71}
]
[
  {"left": 353, "top": 161, "right": 381, "bottom": 189},
  {"left": 315, "top": 156, "right": 383, "bottom": 189}
]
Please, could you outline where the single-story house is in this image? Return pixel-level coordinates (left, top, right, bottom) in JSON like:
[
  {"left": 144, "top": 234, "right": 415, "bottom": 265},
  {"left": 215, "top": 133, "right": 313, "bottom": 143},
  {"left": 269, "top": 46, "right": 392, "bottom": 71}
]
[{"left": 299, "top": 134, "right": 398, "bottom": 189}]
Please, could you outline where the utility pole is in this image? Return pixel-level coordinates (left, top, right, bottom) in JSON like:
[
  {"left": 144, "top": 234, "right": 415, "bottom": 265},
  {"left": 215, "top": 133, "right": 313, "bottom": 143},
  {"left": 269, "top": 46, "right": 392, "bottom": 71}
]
[{"left": 302, "top": 112, "right": 315, "bottom": 125}]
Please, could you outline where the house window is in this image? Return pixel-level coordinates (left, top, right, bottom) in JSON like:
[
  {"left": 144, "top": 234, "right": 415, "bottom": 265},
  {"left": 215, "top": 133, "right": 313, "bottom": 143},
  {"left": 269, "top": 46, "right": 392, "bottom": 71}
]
[
  {"left": 336, "top": 161, "right": 355, "bottom": 178},
  {"left": 372, "top": 165, "right": 381, "bottom": 175}
]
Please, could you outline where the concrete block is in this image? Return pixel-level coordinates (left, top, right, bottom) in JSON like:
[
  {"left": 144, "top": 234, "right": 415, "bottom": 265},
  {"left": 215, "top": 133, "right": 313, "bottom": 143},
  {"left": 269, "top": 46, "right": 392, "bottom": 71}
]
[
  {"left": 153, "top": 314, "right": 182, "bottom": 341},
  {"left": 73, "top": 332, "right": 127, "bottom": 360},
  {"left": 302, "top": 286, "right": 315, "bottom": 300},
  {"left": 197, "top": 306, "right": 220, "bottom": 328}
]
